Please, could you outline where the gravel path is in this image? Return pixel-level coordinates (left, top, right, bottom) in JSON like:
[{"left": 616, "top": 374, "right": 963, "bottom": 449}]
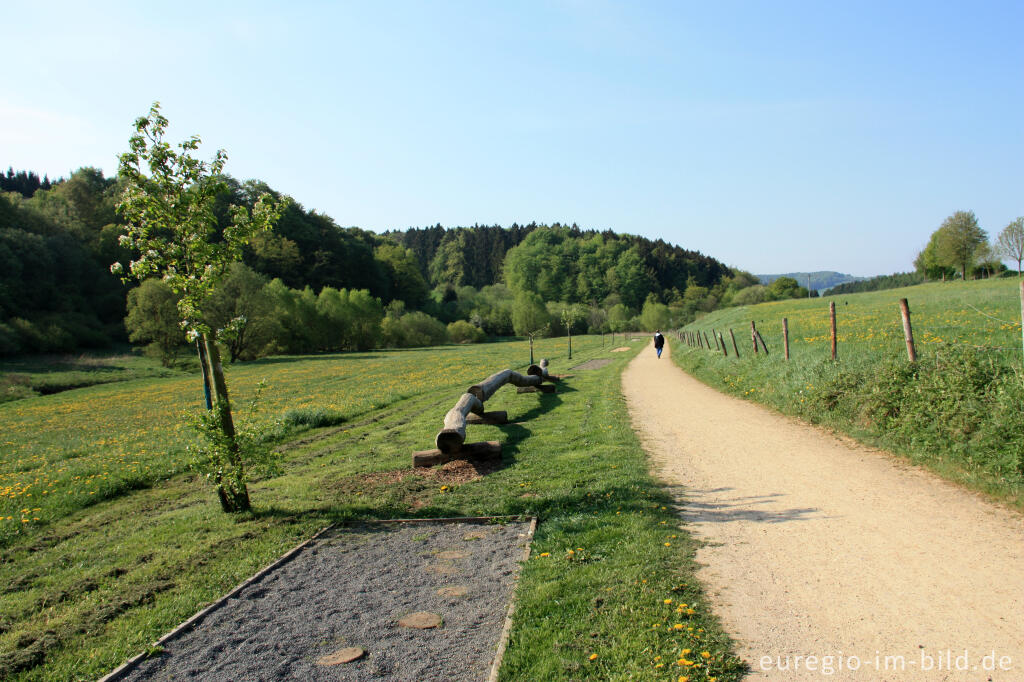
[
  {"left": 123, "top": 520, "right": 532, "bottom": 681},
  {"left": 623, "top": 342, "right": 1024, "bottom": 680}
]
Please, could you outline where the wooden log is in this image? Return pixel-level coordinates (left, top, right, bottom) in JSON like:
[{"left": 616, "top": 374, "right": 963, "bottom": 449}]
[
  {"left": 782, "top": 318, "right": 790, "bottom": 361},
  {"left": 413, "top": 441, "right": 502, "bottom": 468},
  {"left": 468, "top": 370, "right": 542, "bottom": 402},
  {"left": 829, "top": 301, "right": 837, "bottom": 361},
  {"left": 899, "top": 298, "right": 916, "bottom": 363},
  {"left": 517, "top": 385, "right": 556, "bottom": 394},
  {"left": 729, "top": 328, "right": 740, "bottom": 358},
  {"left": 527, "top": 358, "right": 558, "bottom": 382},
  {"left": 435, "top": 393, "right": 484, "bottom": 454},
  {"left": 466, "top": 410, "right": 508, "bottom": 425}
]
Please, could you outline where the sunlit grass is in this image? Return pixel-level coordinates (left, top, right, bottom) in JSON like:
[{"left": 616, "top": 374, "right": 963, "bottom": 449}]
[
  {"left": 678, "top": 278, "right": 1024, "bottom": 506},
  {"left": 0, "top": 335, "right": 745, "bottom": 681}
]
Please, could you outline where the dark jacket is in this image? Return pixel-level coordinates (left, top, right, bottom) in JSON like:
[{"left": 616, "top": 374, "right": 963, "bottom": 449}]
[{"left": 653, "top": 333, "right": 664, "bottom": 348}]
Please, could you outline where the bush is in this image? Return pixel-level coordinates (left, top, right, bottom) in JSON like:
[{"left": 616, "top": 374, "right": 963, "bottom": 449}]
[
  {"left": 381, "top": 311, "right": 448, "bottom": 348},
  {"left": 447, "top": 320, "right": 485, "bottom": 343}
]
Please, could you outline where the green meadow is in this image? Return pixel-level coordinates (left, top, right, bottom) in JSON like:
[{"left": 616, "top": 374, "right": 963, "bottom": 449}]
[
  {"left": 678, "top": 277, "right": 1024, "bottom": 506},
  {"left": 0, "top": 336, "right": 745, "bottom": 681}
]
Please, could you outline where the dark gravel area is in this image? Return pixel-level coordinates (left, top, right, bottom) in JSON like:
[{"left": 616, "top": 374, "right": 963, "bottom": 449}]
[
  {"left": 570, "top": 358, "right": 613, "bottom": 371},
  {"left": 122, "top": 520, "right": 532, "bottom": 681}
]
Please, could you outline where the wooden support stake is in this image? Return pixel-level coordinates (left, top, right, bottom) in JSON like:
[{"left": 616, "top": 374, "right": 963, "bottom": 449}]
[
  {"left": 466, "top": 410, "right": 508, "bottom": 425},
  {"left": 713, "top": 331, "right": 721, "bottom": 351},
  {"left": 729, "top": 329, "right": 740, "bottom": 358},
  {"left": 750, "top": 321, "right": 758, "bottom": 354},
  {"left": 898, "top": 298, "right": 917, "bottom": 363},
  {"left": 782, "top": 318, "right": 790, "bottom": 361},
  {"left": 829, "top": 301, "right": 837, "bottom": 361},
  {"left": 718, "top": 331, "right": 727, "bottom": 357},
  {"left": 703, "top": 331, "right": 712, "bottom": 349},
  {"left": 413, "top": 441, "right": 502, "bottom": 468},
  {"left": 517, "top": 384, "right": 556, "bottom": 394},
  {"left": 755, "top": 330, "right": 769, "bottom": 355}
]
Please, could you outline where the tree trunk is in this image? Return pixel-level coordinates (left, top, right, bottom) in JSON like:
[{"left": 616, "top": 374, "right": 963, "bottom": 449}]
[{"left": 202, "top": 334, "right": 251, "bottom": 513}]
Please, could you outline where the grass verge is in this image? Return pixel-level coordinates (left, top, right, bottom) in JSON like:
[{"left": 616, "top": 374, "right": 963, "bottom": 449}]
[
  {"left": 1, "top": 337, "right": 745, "bottom": 681},
  {"left": 676, "top": 279, "right": 1024, "bottom": 509}
]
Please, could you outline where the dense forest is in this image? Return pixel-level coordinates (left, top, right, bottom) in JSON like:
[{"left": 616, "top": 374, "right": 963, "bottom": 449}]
[{"left": 1, "top": 164, "right": 805, "bottom": 361}]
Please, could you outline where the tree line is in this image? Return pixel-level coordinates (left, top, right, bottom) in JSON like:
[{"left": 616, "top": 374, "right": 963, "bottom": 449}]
[{"left": 2, "top": 163, "right": 819, "bottom": 360}]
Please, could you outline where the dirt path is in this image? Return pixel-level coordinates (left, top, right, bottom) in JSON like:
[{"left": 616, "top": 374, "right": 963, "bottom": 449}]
[{"left": 622, "top": 342, "right": 1024, "bottom": 680}]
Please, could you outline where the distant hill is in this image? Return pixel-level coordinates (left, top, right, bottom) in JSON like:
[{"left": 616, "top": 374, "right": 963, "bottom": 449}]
[{"left": 756, "top": 271, "right": 868, "bottom": 293}]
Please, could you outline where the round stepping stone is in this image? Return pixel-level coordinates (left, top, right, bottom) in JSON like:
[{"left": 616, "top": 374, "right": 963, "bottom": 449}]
[
  {"left": 317, "top": 646, "right": 366, "bottom": 665},
  {"left": 399, "top": 611, "right": 442, "bottom": 629},
  {"left": 437, "top": 585, "right": 468, "bottom": 597},
  {"left": 438, "top": 550, "right": 469, "bottom": 560}
]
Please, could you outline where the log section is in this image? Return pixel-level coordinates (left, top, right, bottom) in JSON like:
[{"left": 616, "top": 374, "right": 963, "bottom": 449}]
[
  {"left": 435, "top": 393, "right": 484, "bottom": 453},
  {"left": 468, "top": 370, "right": 542, "bottom": 402}
]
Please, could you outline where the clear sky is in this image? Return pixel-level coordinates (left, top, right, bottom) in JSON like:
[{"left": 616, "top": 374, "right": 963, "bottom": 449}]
[{"left": 3, "top": 1, "right": 1021, "bottom": 277}]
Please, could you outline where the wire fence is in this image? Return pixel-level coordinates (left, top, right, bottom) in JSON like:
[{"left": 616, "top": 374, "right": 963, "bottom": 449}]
[{"left": 680, "top": 285, "right": 1024, "bottom": 366}]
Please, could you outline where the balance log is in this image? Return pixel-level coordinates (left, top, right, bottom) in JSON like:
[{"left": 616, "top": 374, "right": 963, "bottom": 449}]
[
  {"left": 468, "top": 369, "right": 542, "bottom": 402},
  {"left": 412, "top": 441, "right": 502, "bottom": 468},
  {"left": 435, "top": 393, "right": 484, "bottom": 454}
]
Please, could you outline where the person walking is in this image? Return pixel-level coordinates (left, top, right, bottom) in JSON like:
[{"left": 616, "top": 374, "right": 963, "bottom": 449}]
[{"left": 653, "top": 330, "right": 665, "bottom": 359}]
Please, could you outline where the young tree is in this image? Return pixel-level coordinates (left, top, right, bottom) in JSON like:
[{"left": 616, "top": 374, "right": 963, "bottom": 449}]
[
  {"left": 560, "top": 303, "right": 586, "bottom": 359},
  {"left": 996, "top": 217, "right": 1024, "bottom": 276},
  {"left": 113, "top": 102, "right": 285, "bottom": 512},
  {"left": 935, "top": 210, "right": 987, "bottom": 280}
]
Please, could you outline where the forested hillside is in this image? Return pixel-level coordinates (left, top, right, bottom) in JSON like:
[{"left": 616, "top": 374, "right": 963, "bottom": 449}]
[{"left": 1, "top": 164, "right": 776, "bottom": 361}]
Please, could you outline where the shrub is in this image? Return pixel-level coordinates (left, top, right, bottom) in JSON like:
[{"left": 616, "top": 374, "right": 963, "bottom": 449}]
[{"left": 447, "top": 320, "right": 484, "bottom": 343}]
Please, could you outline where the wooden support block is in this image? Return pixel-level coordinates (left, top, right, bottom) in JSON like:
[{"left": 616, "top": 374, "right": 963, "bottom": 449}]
[
  {"left": 466, "top": 410, "right": 508, "bottom": 425},
  {"left": 413, "top": 449, "right": 450, "bottom": 468},
  {"left": 412, "top": 441, "right": 502, "bottom": 468},
  {"left": 516, "top": 385, "right": 555, "bottom": 394}
]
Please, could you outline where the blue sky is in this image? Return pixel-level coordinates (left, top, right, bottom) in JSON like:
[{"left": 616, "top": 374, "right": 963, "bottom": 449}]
[{"left": 3, "top": 1, "right": 1021, "bottom": 276}]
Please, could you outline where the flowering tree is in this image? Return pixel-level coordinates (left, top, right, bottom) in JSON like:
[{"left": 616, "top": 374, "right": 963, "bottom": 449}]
[{"left": 113, "top": 102, "right": 284, "bottom": 512}]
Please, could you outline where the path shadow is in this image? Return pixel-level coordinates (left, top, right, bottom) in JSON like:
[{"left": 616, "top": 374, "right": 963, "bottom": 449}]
[{"left": 664, "top": 486, "right": 822, "bottom": 524}]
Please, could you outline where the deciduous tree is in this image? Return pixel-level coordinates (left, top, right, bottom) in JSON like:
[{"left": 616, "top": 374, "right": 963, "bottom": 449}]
[
  {"left": 113, "top": 102, "right": 285, "bottom": 512},
  {"left": 996, "top": 217, "right": 1024, "bottom": 276},
  {"left": 934, "top": 210, "right": 987, "bottom": 280}
]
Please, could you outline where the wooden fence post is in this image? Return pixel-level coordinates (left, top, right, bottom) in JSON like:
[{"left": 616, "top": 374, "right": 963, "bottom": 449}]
[
  {"left": 718, "top": 331, "right": 728, "bottom": 357},
  {"left": 750, "top": 321, "right": 758, "bottom": 354},
  {"left": 898, "top": 298, "right": 917, "bottom": 363},
  {"left": 829, "top": 301, "right": 837, "bottom": 361},
  {"left": 729, "top": 329, "right": 740, "bottom": 358},
  {"left": 703, "top": 331, "right": 712, "bottom": 349},
  {"left": 713, "top": 331, "right": 721, "bottom": 351},
  {"left": 782, "top": 318, "right": 790, "bottom": 361}
]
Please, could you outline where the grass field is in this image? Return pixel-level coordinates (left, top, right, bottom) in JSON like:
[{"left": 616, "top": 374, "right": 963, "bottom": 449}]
[
  {"left": 0, "top": 336, "right": 745, "bottom": 681},
  {"left": 677, "top": 278, "right": 1024, "bottom": 506}
]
